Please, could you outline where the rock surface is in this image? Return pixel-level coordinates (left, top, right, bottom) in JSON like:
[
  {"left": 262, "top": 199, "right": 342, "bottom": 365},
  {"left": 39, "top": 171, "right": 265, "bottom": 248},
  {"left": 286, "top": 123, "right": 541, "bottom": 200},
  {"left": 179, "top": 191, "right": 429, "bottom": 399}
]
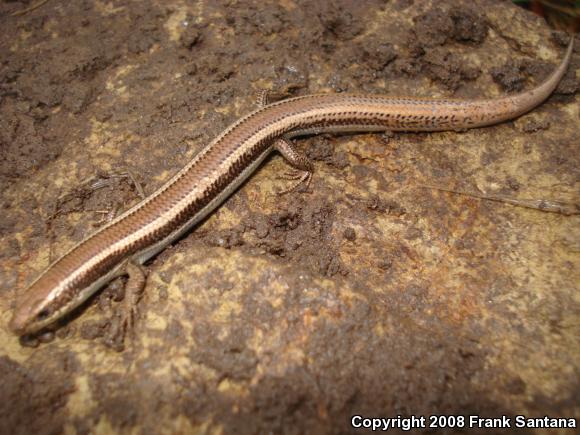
[{"left": 0, "top": 0, "right": 578, "bottom": 433}]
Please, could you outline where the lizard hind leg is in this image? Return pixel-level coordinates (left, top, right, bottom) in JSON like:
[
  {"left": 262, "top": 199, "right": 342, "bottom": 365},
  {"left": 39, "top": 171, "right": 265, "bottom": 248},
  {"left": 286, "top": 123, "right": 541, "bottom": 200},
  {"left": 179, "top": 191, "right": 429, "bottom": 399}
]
[
  {"left": 256, "top": 89, "right": 312, "bottom": 194},
  {"left": 274, "top": 138, "right": 314, "bottom": 194}
]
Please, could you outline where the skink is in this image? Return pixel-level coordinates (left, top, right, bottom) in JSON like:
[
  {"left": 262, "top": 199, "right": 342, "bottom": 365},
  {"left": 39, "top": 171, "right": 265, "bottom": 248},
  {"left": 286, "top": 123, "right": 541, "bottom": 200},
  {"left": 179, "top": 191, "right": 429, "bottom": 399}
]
[{"left": 10, "top": 39, "right": 574, "bottom": 338}]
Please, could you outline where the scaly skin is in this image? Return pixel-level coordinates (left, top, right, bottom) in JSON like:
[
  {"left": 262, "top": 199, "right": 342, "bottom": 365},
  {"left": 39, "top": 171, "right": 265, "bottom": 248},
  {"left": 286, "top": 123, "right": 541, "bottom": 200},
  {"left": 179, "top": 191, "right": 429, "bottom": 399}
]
[{"left": 10, "top": 39, "right": 574, "bottom": 337}]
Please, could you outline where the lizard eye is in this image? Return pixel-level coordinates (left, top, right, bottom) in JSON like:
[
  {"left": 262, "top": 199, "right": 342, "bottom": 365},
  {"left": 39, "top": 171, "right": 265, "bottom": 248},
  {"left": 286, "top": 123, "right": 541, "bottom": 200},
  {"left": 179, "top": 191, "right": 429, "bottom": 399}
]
[{"left": 37, "top": 309, "right": 50, "bottom": 320}]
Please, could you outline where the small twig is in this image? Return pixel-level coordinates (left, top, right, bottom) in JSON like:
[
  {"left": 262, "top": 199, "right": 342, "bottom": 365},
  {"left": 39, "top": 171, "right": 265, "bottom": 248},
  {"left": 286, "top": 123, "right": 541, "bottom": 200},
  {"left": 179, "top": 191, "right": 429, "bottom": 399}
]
[
  {"left": 537, "top": 0, "right": 580, "bottom": 17},
  {"left": 420, "top": 185, "right": 580, "bottom": 216},
  {"left": 11, "top": 0, "right": 51, "bottom": 17},
  {"left": 89, "top": 171, "right": 146, "bottom": 200}
]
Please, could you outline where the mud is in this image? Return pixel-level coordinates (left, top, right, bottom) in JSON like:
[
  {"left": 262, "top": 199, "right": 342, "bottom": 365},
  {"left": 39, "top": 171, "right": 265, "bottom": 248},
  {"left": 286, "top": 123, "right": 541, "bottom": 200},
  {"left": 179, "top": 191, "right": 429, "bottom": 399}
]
[{"left": 0, "top": 0, "right": 579, "bottom": 434}]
